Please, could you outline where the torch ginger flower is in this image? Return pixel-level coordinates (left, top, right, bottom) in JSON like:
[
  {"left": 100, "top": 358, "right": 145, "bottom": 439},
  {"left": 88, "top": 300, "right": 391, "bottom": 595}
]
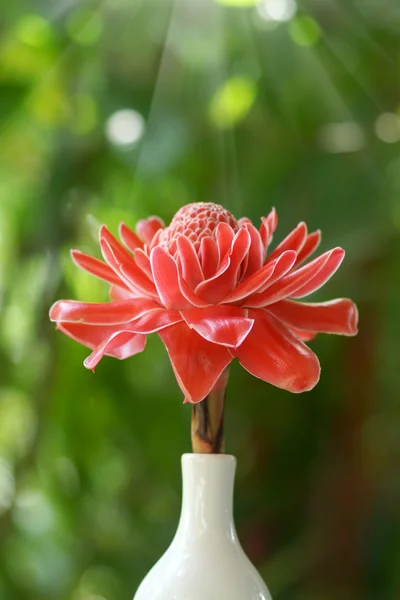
[{"left": 50, "top": 203, "right": 358, "bottom": 404}]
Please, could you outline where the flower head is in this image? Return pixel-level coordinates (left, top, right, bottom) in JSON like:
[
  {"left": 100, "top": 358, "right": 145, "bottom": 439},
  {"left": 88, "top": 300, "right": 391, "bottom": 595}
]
[{"left": 50, "top": 202, "right": 358, "bottom": 403}]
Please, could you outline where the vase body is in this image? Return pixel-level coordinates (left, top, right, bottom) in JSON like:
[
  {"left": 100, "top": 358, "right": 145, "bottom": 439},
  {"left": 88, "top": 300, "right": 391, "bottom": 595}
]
[{"left": 134, "top": 453, "right": 272, "bottom": 600}]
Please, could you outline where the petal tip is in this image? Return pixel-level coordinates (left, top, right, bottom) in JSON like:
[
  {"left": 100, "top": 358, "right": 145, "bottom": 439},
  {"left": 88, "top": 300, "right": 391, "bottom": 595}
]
[{"left": 288, "top": 354, "right": 321, "bottom": 393}]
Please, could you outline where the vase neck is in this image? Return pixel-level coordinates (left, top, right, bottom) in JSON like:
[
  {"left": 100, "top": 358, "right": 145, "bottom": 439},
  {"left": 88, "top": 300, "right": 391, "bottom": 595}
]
[{"left": 176, "top": 454, "right": 236, "bottom": 539}]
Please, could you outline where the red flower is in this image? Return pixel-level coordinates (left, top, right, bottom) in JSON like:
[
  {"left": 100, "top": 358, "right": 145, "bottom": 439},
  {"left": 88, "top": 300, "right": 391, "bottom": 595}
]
[{"left": 50, "top": 203, "right": 358, "bottom": 403}]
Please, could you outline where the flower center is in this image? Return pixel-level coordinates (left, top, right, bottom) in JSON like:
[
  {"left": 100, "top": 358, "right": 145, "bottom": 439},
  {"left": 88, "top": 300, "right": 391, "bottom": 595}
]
[{"left": 158, "top": 202, "right": 239, "bottom": 252}]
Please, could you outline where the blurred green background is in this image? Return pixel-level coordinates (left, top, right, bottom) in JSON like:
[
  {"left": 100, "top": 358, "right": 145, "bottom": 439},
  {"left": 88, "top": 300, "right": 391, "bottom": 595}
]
[{"left": 1, "top": 0, "right": 399, "bottom": 598}]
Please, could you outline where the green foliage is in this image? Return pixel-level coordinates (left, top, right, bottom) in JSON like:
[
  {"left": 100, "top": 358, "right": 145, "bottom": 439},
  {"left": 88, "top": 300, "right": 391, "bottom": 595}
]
[{"left": 0, "top": 0, "right": 399, "bottom": 599}]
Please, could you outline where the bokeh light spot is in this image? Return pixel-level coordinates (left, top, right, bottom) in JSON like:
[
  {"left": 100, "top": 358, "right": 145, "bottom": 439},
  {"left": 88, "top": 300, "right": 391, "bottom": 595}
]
[
  {"left": 105, "top": 109, "right": 145, "bottom": 147},
  {"left": 214, "top": 0, "right": 257, "bottom": 6},
  {"left": 0, "top": 388, "right": 36, "bottom": 460},
  {"left": 14, "top": 14, "right": 53, "bottom": 48},
  {"left": 13, "top": 488, "right": 56, "bottom": 534},
  {"left": 256, "top": 0, "right": 296, "bottom": 22},
  {"left": 66, "top": 9, "right": 103, "bottom": 46},
  {"left": 209, "top": 76, "right": 257, "bottom": 129},
  {"left": 374, "top": 113, "right": 400, "bottom": 143},
  {"left": 289, "top": 15, "right": 321, "bottom": 47},
  {"left": 0, "top": 458, "right": 15, "bottom": 513},
  {"left": 318, "top": 122, "right": 365, "bottom": 153}
]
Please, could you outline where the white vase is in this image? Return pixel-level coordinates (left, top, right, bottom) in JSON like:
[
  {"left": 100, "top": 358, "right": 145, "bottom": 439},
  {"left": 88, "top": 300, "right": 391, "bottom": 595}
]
[{"left": 134, "top": 453, "right": 273, "bottom": 600}]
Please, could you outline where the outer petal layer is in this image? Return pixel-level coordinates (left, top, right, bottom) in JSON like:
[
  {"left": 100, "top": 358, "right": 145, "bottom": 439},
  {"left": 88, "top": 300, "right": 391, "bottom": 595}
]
[
  {"left": 57, "top": 322, "right": 146, "bottom": 366},
  {"left": 181, "top": 306, "right": 254, "bottom": 348},
  {"left": 84, "top": 331, "right": 147, "bottom": 370},
  {"left": 71, "top": 250, "right": 129, "bottom": 289},
  {"left": 232, "top": 309, "right": 321, "bottom": 393},
  {"left": 150, "top": 247, "right": 192, "bottom": 310},
  {"left": 267, "top": 298, "right": 358, "bottom": 335},
  {"left": 50, "top": 298, "right": 158, "bottom": 324},
  {"left": 158, "top": 322, "right": 232, "bottom": 403}
]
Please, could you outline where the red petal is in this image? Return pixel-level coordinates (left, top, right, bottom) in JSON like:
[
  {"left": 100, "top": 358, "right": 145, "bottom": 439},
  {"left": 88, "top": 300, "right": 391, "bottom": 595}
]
[
  {"left": 259, "top": 208, "right": 278, "bottom": 248},
  {"left": 196, "top": 228, "right": 251, "bottom": 304},
  {"left": 290, "top": 248, "right": 345, "bottom": 298},
  {"left": 177, "top": 236, "right": 204, "bottom": 289},
  {"left": 99, "top": 238, "right": 144, "bottom": 296},
  {"left": 267, "top": 298, "right": 358, "bottom": 336},
  {"left": 119, "top": 222, "right": 143, "bottom": 252},
  {"left": 200, "top": 237, "right": 219, "bottom": 279},
  {"left": 232, "top": 309, "right": 320, "bottom": 393},
  {"left": 182, "top": 306, "right": 254, "bottom": 348},
  {"left": 49, "top": 298, "right": 158, "bottom": 324},
  {"left": 118, "top": 261, "right": 158, "bottom": 299},
  {"left": 150, "top": 247, "right": 193, "bottom": 310},
  {"left": 267, "top": 221, "right": 307, "bottom": 262},
  {"left": 58, "top": 322, "right": 122, "bottom": 348},
  {"left": 133, "top": 248, "right": 153, "bottom": 279},
  {"left": 100, "top": 238, "right": 158, "bottom": 298},
  {"left": 109, "top": 285, "right": 133, "bottom": 301},
  {"left": 246, "top": 248, "right": 344, "bottom": 308},
  {"left": 99, "top": 225, "right": 135, "bottom": 268},
  {"left": 149, "top": 228, "right": 163, "bottom": 250},
  {"left": 57, "top": 322, "right": 146, "bottom": 366},
  {"left": 215, "top": 222, "right": 235, "bottom": 262},
  {"left": 84, "top": 331, "right": 147, "bottom": 370},
  {"left": 242, "top": 224, "right": 264, "bottom": 277},
  {"left": 129, "top": 308, "right": 182, "bottom": 334},
  {"left": 176, "top": 269, "right": 211, "bottom": 308},
  {"left": 289, "top": 328, "right": 316, "bottom": 342},
  {"left": 136, "top": 216, "right": 165, "bottom": 245},
  {"left": 223, "top": 250, "right": 296, "bottom": 304},
  {"left": 71, "top": 250, "right": 128, "bottom": 289},
  {"left": 295, "top": 230, "right": 321, "bottom": 266},
  {"left": 158, "top": 322, "right": 232, "bottom": 403}
]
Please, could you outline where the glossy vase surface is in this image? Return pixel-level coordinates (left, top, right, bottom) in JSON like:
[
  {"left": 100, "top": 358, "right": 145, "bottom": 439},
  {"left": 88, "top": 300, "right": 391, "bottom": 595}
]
[{"left": 134, "top": 453, "right": 272, "bottom": 600}]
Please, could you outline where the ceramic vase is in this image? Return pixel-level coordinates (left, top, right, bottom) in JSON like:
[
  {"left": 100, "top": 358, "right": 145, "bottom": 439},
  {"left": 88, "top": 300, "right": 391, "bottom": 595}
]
[{"left": 134, "top": 453, "right": 272, "bottom": 600}]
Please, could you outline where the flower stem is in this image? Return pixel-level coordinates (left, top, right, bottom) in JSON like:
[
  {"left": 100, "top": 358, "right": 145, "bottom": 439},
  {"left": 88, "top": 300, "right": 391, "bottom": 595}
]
[{"left": 191, "top": 368, "right": 229, "bottom": 454}]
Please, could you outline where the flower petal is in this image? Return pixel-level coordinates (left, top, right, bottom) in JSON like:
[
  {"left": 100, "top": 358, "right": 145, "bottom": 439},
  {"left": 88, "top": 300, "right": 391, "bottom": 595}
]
[
  {"left": 71, "top": 250, "right": 128, "bottom": 289},
  {"left": 176, "top": 236, "right": 204, "bottom": 289},
  {"left": 232, "top": 309, "right": 320, "bottom": 393},
  {"left": 101, "top": 239, "right": 158, "bottom": 298},
  {"left": 49, "top": 298, "right": 158, "bottom": 325},
  {"left": 222, "top": 250, "right": 297, "bottom": 304},
  {"left": 57, "top": 322, "right": 146, "bottom": 365},
  {"left": 100, "top": 225, "right": 136, "bottom": 267},
  {"left": 129, "top": 308, "right": 183, "bottom": 334},
  {"left": 84, "top": 331, "right": 147, "bottom": 370},
  {"left": 216, "top": 222, "right": 235, "bottom": 262},
  {"left": 181, "top": 306, "right": 254, "bottom": 348},
  {"left": 109, "top": 285, "right": 133, "bottom": 301},
  {"left": 267, "top": 298, "right": 358, "bottom": 336},
  {"left": 259, "top": 207, "right": 278, "bottom": 248},
  {"left": 295, "top": 230, "right": 321, "bottom": 266},
  {"left": 267, "top": 221, "right": 307, "bottom": 262},
  {"left": 119, "top": 222, "right": 143, "bottom": 252},
  {"left": 199, "top": 237, "right": 219, "bottom": 279},
  {"left": 245, "top": 248, "right": 344, "bottom": 308},
  {"left": 242, "top": 224, "right": 264, "bottom": 277},
  {"left": 290, "top": 248, "right": 345, "bottom": 298},
  {"left": 150, "top": 246, "right": 193, "bottom": 310},
  {"left": 196, "top": 228, "right": 251, "bottom": 304},
  {"left": 289, "top": 328, "right": 316, "bottom": 342},
  {"left": 99, "top": 238, "right": 147, "bottom": 296},
  {"left": 176, "top": 269, "right": 211, "bottom": 308},
  {"left": 136, "top": 216, "right": 165, "bottom": 245},
  {"left": 158, "top": 322, "right": 232, "bottom": 403},
  {"left": 133, "top": 247, "right": 153, "bottom": 279}
]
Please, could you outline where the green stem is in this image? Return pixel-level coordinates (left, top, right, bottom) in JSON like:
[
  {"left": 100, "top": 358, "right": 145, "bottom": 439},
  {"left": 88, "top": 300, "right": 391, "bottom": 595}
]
[{"left": 191, "top": 368, "right": 229, "bottom": 454}]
